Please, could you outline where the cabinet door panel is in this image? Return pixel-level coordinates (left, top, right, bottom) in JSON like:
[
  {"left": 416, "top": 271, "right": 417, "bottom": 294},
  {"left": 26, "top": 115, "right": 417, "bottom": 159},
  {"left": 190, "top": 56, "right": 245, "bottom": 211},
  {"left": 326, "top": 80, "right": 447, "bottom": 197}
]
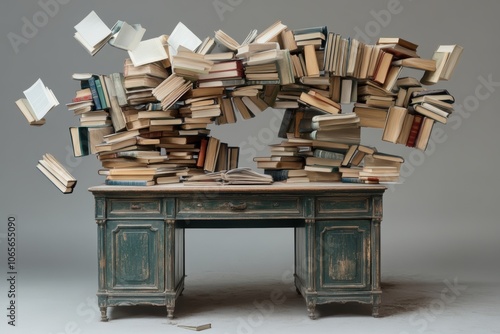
[
  {"left": 106, "top": 220, "right": 165, "bottom": 291},
  {"left": 317, "top": 220, "right": 371, "bottom": 290}
]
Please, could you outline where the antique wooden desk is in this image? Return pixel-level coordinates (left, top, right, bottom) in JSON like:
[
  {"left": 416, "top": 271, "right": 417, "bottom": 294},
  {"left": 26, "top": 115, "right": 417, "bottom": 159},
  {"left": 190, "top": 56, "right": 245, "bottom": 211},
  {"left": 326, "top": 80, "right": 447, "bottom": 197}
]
[{"left": 89, "top": 182, "right": 386, "bottom": 321}]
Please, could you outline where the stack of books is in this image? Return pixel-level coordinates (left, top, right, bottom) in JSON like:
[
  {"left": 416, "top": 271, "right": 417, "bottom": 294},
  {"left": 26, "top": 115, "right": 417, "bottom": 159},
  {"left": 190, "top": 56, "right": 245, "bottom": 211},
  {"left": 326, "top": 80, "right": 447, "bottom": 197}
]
[
  {"left": 16, "top": 11, "right": 464, "bottom": 189},
  {"left": 357, "top": 153, "right": 404, "bottom": 183}
]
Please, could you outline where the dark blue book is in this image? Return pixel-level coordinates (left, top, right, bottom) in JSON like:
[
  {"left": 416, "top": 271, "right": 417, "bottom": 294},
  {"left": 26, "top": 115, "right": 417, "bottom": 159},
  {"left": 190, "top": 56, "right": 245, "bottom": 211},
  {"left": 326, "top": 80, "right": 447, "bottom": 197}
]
[
  {"left": 105, "top": 179, "right": 155, "bottom": 186},
  {"left": 88, "top": 76, "right": 102, "bottom": 110},
  {"left": 69, "top": 126, "right": 113, "bottom": 157},
  {"left": 264, "top": 169, "right": 289, "bottom": 182},
  {"left": 93, "top": 76, "right": 108, "bottom": 109}
]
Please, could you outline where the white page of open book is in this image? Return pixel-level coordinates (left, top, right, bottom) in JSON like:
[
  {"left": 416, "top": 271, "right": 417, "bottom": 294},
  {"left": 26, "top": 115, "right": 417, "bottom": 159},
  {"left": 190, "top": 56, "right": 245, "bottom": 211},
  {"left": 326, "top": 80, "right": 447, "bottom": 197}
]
[
  {"left": 109, "top": 21, "right": 146, "bottom": 51},
  {"left": 167, "top": 22, "right": 202, "bottom": 57},
  {"left": 74, "top": 11, "right": 112, "bottom": 47},
  {"left": 128, "top": 37, "right": 168, "bottom": 67},
  {"left": 23, "top": 79, "right": 58, "bottom": 120}
]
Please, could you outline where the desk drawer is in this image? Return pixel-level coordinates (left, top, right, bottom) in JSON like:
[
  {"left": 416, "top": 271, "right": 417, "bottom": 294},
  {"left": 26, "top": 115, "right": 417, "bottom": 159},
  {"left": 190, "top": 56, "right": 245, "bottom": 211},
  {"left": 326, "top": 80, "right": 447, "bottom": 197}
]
[
  {"left": 107, "top": 198, "right": 163, "bottom": 217},
  {"left": 316, "top": 196, "right": 372, "bottom": 218},
  {"left": 177, "top": 196, "right": 303, "bottom": 219}
]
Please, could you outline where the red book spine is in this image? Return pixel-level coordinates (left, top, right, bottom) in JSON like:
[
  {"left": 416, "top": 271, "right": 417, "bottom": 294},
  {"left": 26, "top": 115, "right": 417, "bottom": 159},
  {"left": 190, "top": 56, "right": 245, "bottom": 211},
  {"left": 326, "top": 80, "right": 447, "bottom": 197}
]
[
  {"left": 72, "top": 95, "right": 93, "bottom": 103},
  {"left": 406, "top": 114, "right": 423, "bottom": 147},
  {"left": 196, "top": 137, "right": 209, "bottom": 168}
]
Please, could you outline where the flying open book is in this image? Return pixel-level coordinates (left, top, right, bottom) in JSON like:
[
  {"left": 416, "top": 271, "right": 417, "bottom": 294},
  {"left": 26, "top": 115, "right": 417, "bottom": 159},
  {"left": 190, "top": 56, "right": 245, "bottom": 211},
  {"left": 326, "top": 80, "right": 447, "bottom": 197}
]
[
  {"left": 15, "top": 78, "right": 59, "bottom": 125},
  {"left": 109, "top": 20, "right": 146, "bottom": 51},
  {"left": 74, "top": 11, "right": 113, "bottom": 55}
]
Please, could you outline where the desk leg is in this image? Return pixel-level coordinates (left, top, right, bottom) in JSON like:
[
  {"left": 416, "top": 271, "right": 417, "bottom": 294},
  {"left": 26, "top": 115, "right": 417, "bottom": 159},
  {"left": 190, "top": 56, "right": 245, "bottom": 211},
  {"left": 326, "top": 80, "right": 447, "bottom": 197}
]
[
  {"left": 165, "top": 218, "right": 178, "bottom": 319},
  {"left": 166, "top": 300, "right": 175, "bottom": 319},
  {"left": 372, "top": 301, "right": 381, "bottom": 318},
  {"left": 307, "top": 300, "right": 316, "bottom": 320},
  {"left": 372, "top": 217, "right": 382, "bottom": 318},
  {"left": 100, "top": 307, "right": 108, "bottom": 322}
]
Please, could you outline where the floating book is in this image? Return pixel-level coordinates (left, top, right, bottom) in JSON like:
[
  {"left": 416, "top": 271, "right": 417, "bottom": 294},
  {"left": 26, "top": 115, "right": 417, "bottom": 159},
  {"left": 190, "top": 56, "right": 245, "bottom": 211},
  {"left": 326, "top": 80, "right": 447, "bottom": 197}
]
[
  {"left": 167, "top": 21, "right": 202, "bottom": 56},
  {"left": 74, "top": 11, "right": 113, "bottom": 55},
  {"left": 215, "top": 29, "right": 258, "bottom": 52},
  {"left": 128, "top": 37, "right": 168, "bottom": 67},
  {"left": 421, "top": 44, "right": 463, "bottom": 85},
  {"left": 109, "top": 21, "right": 146, "bottom": 51},
  {"left": 15, "top": 78, "right": 59, "bottom": 126},
  {"left": 36, "top": 153, "right": 77, "bottom": 194}
]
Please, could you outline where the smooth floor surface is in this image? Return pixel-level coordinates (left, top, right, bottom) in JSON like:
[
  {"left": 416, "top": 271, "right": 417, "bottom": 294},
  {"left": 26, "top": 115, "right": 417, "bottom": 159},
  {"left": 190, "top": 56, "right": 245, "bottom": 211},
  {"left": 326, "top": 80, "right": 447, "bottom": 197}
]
[{"left": 3, "top": 269, "right": 499, "bottom": 334}]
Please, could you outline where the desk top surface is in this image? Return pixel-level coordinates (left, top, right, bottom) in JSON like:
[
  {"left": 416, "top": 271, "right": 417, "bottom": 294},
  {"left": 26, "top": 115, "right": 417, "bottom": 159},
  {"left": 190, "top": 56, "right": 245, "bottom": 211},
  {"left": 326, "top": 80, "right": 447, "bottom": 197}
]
[{"left": 89, "top": 182, "right": 387, "bottom": 194}]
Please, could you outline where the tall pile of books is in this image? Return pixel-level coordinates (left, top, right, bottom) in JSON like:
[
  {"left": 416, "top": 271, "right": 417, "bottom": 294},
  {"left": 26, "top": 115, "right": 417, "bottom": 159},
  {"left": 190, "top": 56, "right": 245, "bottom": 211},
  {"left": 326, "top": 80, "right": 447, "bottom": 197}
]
[
  {"left": 16, "top": 11, "right": 463, "bottom": 187},
  {"left": 67, "top": 59, "right": 240, "bottom": 186}
]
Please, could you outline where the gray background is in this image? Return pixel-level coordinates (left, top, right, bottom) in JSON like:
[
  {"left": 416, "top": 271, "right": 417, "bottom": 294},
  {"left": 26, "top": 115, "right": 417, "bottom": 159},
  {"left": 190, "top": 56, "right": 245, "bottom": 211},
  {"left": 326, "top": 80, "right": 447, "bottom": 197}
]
[{"left": 0, "top": 0, "right": 499, "bottom": 333}]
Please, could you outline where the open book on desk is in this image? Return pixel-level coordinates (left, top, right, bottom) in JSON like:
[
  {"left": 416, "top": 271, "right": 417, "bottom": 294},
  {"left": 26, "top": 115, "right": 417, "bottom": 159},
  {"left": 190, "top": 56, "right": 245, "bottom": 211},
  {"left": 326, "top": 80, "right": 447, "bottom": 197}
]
[{"left": 183, "top": 167, "right": 273, "bottom": 185}]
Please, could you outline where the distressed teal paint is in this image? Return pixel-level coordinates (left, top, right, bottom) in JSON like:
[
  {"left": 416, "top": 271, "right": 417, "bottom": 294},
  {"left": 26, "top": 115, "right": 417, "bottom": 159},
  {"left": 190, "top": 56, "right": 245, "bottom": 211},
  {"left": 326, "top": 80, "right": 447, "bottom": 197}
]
[
  {"left": 89, "top": 184, "right": 385, "bottom": 320},
  {"left": 106, "top": 221, "right": 165, "bottom": 291}
]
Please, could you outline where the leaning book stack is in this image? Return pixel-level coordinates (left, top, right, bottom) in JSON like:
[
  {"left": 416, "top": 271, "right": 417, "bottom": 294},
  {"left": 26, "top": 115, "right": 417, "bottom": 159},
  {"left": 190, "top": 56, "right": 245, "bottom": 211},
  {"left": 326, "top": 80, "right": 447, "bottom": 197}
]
[{"left": 54, "top": 12, "right": 463, "bottom": 187}]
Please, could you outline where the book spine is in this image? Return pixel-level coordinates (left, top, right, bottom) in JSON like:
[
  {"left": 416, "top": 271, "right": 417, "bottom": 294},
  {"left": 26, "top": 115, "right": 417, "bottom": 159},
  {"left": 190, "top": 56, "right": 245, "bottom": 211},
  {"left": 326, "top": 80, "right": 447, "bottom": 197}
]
[
  {"left": 229, "top": 147, "right": 239, "bottom": 169},
  {"left": 304, "top": 44, "right": 320, "bottom": 77},
  {"left": 341, "top": 177, "right": 364, "bottom": 183},
  {"left": 196, "top": 137, "right": 208, "bottom": 168},
  {"left": 147, "top": 103, "right": 163, "bottom": 111},
  {"left": 342, "top": 177, "right": 379, "bottom": 184},
  {"left": 87, "top": 77, "right": 102, "bottom": 110},
  {"left": 94, "top": 77, "right": 108, "bottom": 109},
  {"left": 80, "top": 80, "right": 90, "bottom": 89},
  {"left": 263, "top": 169, "right": 289, "bottom": 181},
  {"left": 406, "top": 114, "right": 423, "bottom": 148},
  {"left": 72, "top": 97, "right": 92, "bottom": 103},
  {"left": 278, "top": 109, "right": 294, "bottom": 139},
  {"left": 245, "top": 79, "right": 281, "bottom": 85},
  {"left": 298, "top": 118, "right": 314, "bottom": 133},
  {"left": 78, "top": 127, "right": 90, "bottom": 157},
  {"left": 105, "top": 179, "right": 153, "bottom": 186},
  {"left": 314, "top": 149, "right": 345, "bottom": 160},
  {"left": 111, "top": 73, "right": 128, "bottom": 107}
]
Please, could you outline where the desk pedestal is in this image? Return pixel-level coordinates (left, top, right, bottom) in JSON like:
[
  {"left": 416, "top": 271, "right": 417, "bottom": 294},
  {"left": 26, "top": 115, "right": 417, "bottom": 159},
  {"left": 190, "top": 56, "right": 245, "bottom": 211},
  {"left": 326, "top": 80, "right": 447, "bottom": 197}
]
[{"left": 90, "top": 183, "right": 385, "bottom": 320}]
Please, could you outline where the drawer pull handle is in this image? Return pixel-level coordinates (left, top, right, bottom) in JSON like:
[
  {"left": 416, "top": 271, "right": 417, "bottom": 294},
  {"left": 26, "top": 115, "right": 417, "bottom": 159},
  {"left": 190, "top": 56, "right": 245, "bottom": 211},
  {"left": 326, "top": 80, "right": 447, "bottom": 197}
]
[
  {"left": 229, "top": 202, "right": 247, "bottom": 211},
  {"left": 130, "top": 204, "right": 142, "bottom": 210}
]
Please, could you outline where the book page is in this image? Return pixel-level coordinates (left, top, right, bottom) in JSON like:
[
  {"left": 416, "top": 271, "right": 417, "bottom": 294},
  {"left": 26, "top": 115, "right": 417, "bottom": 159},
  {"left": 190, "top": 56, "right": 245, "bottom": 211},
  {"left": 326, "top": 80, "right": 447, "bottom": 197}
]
[
  {"left": 109, "top": 21, "right": 146, "bottom": 51},
  {"left": 241, "top": 29, "right": 258, "bottom": 46},
  {"left": 23, "top": 79, "right": 58, "bottom": 120},
  {"left": 74, "top": 11, "right": 112, "bottom": 47},
  {"left": 128, "top": 37, "right": 168, "bottom": 67},
  {"left": 167, "top": 22, "right": 202, "bottom": 56}
]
